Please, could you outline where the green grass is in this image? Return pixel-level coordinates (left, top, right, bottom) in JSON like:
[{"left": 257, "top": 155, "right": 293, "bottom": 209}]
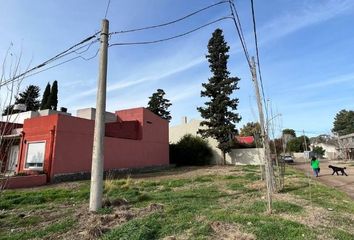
[
  {"left": 0, "top": 218, "right": 75, "bottom": 240},
  {"left": 0, "top": 185, "right": 89, "bottom": 210},
  {"left": 0, "top": 165, "right": 353, "bottom": 239}
]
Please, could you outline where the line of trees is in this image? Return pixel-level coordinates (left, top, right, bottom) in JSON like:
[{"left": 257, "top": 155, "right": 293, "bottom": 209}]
[{"left": 2, "top": 81, "right": 59, "bottom": 116}]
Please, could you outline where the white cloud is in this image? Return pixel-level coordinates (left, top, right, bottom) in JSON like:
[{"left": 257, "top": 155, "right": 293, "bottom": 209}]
[{"left": 259, "top": 0, "right": 354, "bottom": 43}]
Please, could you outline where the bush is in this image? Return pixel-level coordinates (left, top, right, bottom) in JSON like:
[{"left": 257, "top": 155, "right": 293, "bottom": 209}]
[{"left": 170, "top": 134, "right": 213, "bottom": 166}]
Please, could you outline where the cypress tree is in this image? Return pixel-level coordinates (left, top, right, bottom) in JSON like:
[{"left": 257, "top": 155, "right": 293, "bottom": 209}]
[
  {"left": 47, "top": 80, "right": 58, "bottom": 110},
  {"left": 147, "top": 89, "right": 172, "bottom": 121},
  {"left": 40, "top": 82, "right": 51, "bottom": 110},
  {"left": 197, "top": 28, "right": 241, "bottom": 164}
]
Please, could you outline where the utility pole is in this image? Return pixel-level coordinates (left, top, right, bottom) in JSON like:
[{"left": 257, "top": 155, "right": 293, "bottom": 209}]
[
  {"left": 89, "top": 19, "right": 109, "bottom": 212},
  {"left": 303, "top": 130, "right": 308, "bottom": 152},
  {"left": 251, "top": 56, "right": 273, "bottom": 213}
]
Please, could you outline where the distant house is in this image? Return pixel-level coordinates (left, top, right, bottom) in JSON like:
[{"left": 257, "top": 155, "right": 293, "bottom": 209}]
[
  {"left": 235, "top": 136, "right": 255, "bottom": 147},
  {"left": 0, "top": 107, "right": 169, "bottom": 185},
  {"left": 169, "top": 117, "right": 263, "bottom": 165},
  {"left": 337, "top": 133, "right": 354, "bottom": 160},
  {"left": 310, "top": 134, "right": 338, "bottom": 160}
]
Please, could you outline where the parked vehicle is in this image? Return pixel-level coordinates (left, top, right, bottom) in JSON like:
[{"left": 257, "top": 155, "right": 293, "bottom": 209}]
[{"left": 281, "top": 155, "right": 294, "bottom": 163}]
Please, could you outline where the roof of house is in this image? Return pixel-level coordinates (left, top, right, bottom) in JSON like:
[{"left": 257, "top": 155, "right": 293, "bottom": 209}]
[{"left": 235, "top": 136, "right": 255, "bottom": 144}]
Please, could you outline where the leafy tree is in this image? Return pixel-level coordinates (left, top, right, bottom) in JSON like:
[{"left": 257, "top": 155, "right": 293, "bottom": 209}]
[
  {"left": 169, "top": 134, "right": 213, "bottom": 166},
  {"left": 282, "top": 129, "right": 296, "bottom": 137},
  {"left": 40, "top": 82, "right": 51, "bottom": 110},
  {"left": 286, "top": 136, "right": 310, "bottom": 152},
  {"left": 47, "top": 80, "right": 58, "bottom": 110},
  {"left": 147, "top": 89, "right": 172, "bottom": 121},
  {"left": 270, "top": 138, "right": 283, "bottom": 155},
  {"left": 240, "top": 122, "right": 261, "bottom": 137},
  {"left": 332, "top": 109, "right": 354, "bottom": 136},
  {"left": 239, "top": 122, "right": 262, "bottom": 147},
  {"left": 15, "top": 85, "right": 40, "bottom": 111},
  {"left": 197, "top": 28, "right": 241, "bottom": 163},
  {"left": 312, "top": 146, "right": 325, "bottom": 158}
]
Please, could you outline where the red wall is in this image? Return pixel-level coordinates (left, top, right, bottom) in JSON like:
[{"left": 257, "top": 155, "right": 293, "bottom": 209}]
[
  {"left": 17, "top": 115, "right": 58, "bottom": 180},
  {"left": 0, "top": 174, "right": 47, "bottom": 189},
  {"left": 105, "top": 121, "right": 140, "bottom": 140}
]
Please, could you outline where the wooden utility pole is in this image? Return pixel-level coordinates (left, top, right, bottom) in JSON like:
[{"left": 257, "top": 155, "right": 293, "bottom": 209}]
[
  {"left": 251, "top": 56, "right": 273, "bottom": 213},
  {"left": 89, "top": 19, "right": 109, "bottom": 212}
]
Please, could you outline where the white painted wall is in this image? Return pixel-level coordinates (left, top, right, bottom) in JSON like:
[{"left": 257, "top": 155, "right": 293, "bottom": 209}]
[
  {"left": 0, "top": 111, "right": 39, "bottom": 124},
  {"left": 229, "top": 148, "right": 264, "bottom": 165}
]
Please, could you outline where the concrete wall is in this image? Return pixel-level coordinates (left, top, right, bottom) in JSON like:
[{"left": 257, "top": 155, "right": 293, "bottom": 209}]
[
  {"left": 170, "top": 118, "right": 261, "bottom": 165},
  {"left": 77, "top": 108, "right": 116, "bottom": 123},
  {"left": 38, "top": 109, "right": 71, "bottom": 117},
  {"left": 228, "top": 148, "right": 264, "bottom": 165}
]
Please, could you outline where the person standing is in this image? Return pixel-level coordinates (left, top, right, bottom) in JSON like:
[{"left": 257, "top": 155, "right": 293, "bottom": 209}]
[{"left": 311, "top": 156, "right": 320, "bottom": 177}]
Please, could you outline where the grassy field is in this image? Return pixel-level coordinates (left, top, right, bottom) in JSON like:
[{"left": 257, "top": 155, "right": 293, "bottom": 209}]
[{"left": 0, "top": 165, "right": 354, "bottom": 240}]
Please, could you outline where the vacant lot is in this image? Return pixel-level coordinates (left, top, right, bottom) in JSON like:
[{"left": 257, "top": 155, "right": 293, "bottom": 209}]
[{"left": 1, "top": 165, "right": 354, "bottom": 240}]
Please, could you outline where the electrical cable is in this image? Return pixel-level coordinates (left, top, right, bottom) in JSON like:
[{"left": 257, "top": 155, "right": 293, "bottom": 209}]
[
  {"left": 109, "top": 16, "right": 232, "bottom": 47},
  {"left": 1, "top": 36, "right": 100, "bottom": 87},
  {"left": 104, "top": 0, "right": 111, "bottom": 19},
  {"left": 228, "top": 1, "right": 251, "bottom": 68},
  {"left": 10, "top": 44, "right": 100, "bottom": 82},
  {"left": 250, "top": 0, "right": 268, "bottom": 114},
  {"left": 109, "top": 0, "right": 229, "bottom": 35}
]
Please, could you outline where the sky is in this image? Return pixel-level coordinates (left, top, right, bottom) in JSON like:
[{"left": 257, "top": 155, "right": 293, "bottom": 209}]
[{"left": 0, "top": 0, "right": 353, "bottom": 138}]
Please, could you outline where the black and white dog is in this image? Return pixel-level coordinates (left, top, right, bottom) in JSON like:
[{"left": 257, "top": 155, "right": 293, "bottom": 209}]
[{"left": 328, "top": 165, "right": 348, "bottom": 176}]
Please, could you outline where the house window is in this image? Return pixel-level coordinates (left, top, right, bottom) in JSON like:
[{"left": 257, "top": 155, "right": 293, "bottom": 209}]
[{"left": 25, "top": 142, "right": 45, "bottom": 170}]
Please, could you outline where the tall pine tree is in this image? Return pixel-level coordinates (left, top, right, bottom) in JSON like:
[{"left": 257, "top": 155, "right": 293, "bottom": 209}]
[
  {"left": 40, "top": 82, "right": 51, "bottom": 110},
  {"left": 14, "top": 85, "right": 41, "bottom": 111},
  {"left": 197, "top": 29, "right": 241, "bottom": 164},
  {"left": 47, "top": 80, "right": 58, "bottom": 110},
  {"left": 147, "top": 89, "right": 172, "bottom": 121}
]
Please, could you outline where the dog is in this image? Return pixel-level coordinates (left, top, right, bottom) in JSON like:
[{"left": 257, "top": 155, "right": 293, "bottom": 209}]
[{"left": 328, "top": 165, "right": 348, "bottom": 176}]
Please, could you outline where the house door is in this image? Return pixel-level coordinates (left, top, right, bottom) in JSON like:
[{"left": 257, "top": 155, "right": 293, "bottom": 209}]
[{"left": 7, "top": 145, "right": 19, "bottom": 172}]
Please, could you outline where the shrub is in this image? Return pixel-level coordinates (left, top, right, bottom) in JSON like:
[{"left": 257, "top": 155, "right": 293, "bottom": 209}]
[{"left": 170, "top": 134, "right": 213, "bottom": 166}]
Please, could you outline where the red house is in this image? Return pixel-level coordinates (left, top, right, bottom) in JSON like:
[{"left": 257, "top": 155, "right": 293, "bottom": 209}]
[{"left": 0, "top": 107, "right": 169, "bottom": 187}]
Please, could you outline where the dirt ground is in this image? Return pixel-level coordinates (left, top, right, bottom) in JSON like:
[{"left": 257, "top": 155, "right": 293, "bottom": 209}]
[{"left": 292, "top": 160, "right": 354, "bottom": 199}]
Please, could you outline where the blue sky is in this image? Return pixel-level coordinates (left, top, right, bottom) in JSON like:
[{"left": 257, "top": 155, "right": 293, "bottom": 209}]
[{"left": 0, "top": 0, "right": 353, "bottom": 137}]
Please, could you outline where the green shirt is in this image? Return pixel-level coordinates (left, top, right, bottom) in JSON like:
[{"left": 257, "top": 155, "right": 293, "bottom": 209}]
[{"left": 311, "top": 159, "right": 319, "bottom": 169}]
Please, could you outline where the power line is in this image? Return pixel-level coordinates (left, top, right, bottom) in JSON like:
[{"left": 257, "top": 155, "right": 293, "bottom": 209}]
[
  {"left": 109, "top": 0, "right": 229, "bottom": 35},
  {"left": 23, "top": 48, "right": 100, "bottom": 80},
  {"left": 250, "top": 0, "right": 268, "bottom": 114},
  {"left": 109, "top": 16, "right": 232, "bottom": 47},
  {"left": 1, "top": 34, "right": 100, "bottom": 87},
  {"left": 228, "top": 1, "right": 251, "bottom": 68},
  {"left": 104, "top": 0, "right": 111, "bottom": 19}
]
